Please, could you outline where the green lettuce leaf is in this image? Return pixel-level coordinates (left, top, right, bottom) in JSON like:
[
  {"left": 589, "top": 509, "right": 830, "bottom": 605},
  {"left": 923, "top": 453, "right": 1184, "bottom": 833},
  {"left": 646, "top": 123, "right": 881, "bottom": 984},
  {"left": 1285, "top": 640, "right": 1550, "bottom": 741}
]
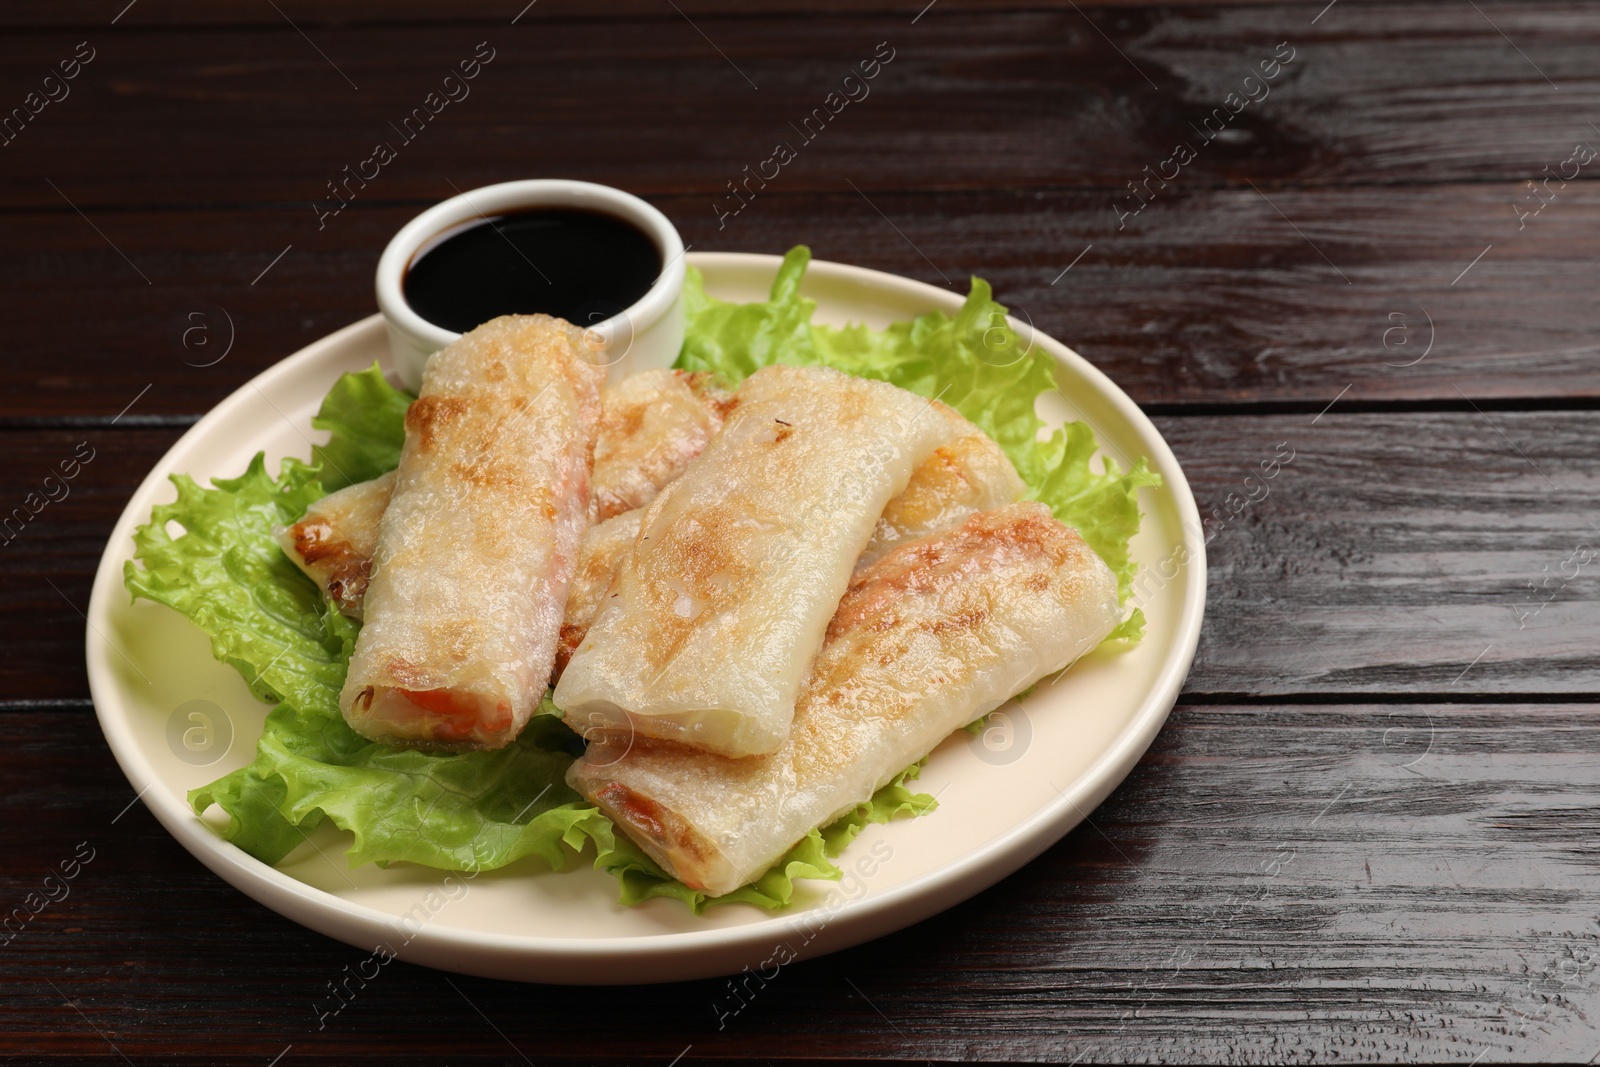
[
  {"left": 310, "top": 362, "right": 414, "bottom": 491},
  {"left": 124, "top": 452, "right": 348, "bottom": 861},
  {"left": 679, "top": 245, "right": 1160, "bottom": 612}
]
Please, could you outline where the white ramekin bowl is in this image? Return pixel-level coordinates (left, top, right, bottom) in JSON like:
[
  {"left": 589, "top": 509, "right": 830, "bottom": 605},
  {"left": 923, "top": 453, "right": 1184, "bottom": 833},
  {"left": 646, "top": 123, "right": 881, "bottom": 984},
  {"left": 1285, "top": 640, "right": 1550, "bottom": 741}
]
[{"left": 375, "top": 179, "right": 686, "bottom": 390}]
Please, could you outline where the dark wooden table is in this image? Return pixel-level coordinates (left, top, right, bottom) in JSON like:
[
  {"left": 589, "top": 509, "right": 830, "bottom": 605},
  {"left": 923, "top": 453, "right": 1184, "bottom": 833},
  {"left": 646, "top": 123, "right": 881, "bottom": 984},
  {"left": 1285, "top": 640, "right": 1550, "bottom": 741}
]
[{"left": 5, "top": 1, "right": 1598, "bottom": 1062}]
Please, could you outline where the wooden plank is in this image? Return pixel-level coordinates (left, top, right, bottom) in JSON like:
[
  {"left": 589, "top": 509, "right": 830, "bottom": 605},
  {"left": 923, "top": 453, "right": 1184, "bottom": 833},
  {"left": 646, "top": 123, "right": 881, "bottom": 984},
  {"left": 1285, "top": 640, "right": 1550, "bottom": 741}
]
[
  {"left": 10, "top": 411, "right": 1598, "bottom": 703},
  {"left": 6, "top": 703, "right": 1599, "bottom": 1061},
  {"left": 1159, "top": 411, "right": 1600, "bottom": 696},
  {"left": 0, "top": 429, "right": 173, "bottom": 704},
  {"left": 2, "top": 183, "right": 1596, "bottom": 421},
  {"left": 0, "top": 0, "right": 1287, "bottom": 30},
  {"left": 0, "top": 0, "right": 1415, "bottom": 32},
  {"left": 0, "top": 5, "right": 1596, "bottom": 210}
]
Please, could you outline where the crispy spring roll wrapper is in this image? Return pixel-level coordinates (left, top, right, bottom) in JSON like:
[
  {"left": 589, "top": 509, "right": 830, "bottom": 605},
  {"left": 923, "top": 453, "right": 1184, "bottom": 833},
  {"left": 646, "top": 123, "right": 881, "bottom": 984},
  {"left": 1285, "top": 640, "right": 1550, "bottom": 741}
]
[
  {"left": 568, "top": 501, "right": 1122, "bottom": 896},
  {"left": 276, "top": 470, "right": 396, "bottom": 620},
  {"left": 592, "top": 369, "right": 736, "bottom": 522},
  {"left": 555, "top": 364, "right": 955, "bottom": 758},
  {"left": 339, "top": 315, "right": 604, "bottom": 751},
  {"left": 857, "top": 402, "right": 1027, "bottom": 570}
]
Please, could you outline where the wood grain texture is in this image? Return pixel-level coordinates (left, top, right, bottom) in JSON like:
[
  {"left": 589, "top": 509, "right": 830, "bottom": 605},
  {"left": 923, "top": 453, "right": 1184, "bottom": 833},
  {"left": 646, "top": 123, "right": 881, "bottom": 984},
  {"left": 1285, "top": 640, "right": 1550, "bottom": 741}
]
[
  {"left": 0, "top": 0, "right": 1288, "bottom": 30},
  {"left": 0, "top": 5, "right": 1596, "bottom": 212},
  {"left": 1161, "top": 411, "right": 1600, "bottom": 696},
  {"left": 10, "top": 413, "right": 1597, "bottom": 704},
  {"left": 0, "top": 429, "right": 176, "bottom": 704},
  {"left": 5, "top": 182, "right": 1599, "bottom": 421},
  {"left": 5, "top": 703, "right": 1599, "bottom": 1063}
]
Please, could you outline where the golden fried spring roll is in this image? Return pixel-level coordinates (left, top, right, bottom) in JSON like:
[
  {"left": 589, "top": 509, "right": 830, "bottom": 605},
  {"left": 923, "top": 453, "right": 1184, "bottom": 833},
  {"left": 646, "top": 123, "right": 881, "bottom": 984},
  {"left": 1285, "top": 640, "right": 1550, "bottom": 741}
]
[
  {"left": 591, "top": 369, "right": 736, "bottom": 521},
  {"left": 857, "top": 402, "right": 1027, "bottom": 570},
  {"left": 339, "top": 315, "right": 604, "bottom": 751},
  {"left": 568, "top": 502, "right": 1122, "bottom": 896},
  {"left": 277, "top": 470, "right": 396, "bottom": 620},
  {"left": 555, "top": 365, "right": 956, "bottom": 758}
]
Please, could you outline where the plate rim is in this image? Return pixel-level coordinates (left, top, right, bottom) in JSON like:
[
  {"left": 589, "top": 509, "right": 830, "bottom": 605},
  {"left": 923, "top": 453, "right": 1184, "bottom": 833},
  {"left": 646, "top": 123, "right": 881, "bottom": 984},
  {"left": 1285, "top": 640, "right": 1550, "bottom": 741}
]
[{"left": 86, "top": 251, "right": 1206, "bottom": 982}]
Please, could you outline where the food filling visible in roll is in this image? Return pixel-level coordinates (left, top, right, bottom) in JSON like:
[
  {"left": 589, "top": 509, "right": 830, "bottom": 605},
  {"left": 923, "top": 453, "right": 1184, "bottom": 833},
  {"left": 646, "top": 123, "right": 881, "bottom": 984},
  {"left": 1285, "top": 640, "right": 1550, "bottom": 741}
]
[
  {"left": 339, "top": 314, "right": 604, "bottom": 751},
  {"left": 568, "top": 502, "right": 1123, "bottom": 896},
  {"left": 277, "top": 470, "right": 396, "bottom": 621},
  {"left": 857, "top": 401, "right": 1027, "bottom": 570}
]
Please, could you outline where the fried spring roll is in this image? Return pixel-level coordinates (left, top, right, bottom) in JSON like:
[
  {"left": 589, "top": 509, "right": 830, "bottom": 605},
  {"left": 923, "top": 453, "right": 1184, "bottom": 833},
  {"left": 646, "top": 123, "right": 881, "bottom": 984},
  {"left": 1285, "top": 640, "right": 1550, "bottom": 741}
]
[
  {"left": 339, "top": 315, "right": 604, "bottom": 751},
  {"left": 857, "top": 402, "right": 1027, "bottom": 570},
  {"left": 554, "top": 365, "right": 955, "bottom": 758},
  {"left": 568, "top": 502, "right": 1122, "bottom": 896},
  {"left": 277, "top": 470, "right": 396, "bottom": 620},
  {"left": 591, "top": 369, "right": 736, "bottom": 521}
]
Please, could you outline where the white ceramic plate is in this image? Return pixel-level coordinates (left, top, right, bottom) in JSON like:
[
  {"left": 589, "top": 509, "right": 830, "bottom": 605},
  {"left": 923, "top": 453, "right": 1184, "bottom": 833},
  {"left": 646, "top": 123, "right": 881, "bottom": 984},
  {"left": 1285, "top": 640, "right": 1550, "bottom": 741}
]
[{"left": 86, "top": 253, "right": 1205, "bottom": 984}]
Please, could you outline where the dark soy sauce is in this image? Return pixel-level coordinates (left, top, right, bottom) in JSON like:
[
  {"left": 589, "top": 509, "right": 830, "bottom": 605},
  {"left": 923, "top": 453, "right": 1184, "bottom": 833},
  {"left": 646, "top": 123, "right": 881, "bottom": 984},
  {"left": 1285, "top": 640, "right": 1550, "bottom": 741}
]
[{"left": 403, "top": 208, "right": 662, "bottom": 334}]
